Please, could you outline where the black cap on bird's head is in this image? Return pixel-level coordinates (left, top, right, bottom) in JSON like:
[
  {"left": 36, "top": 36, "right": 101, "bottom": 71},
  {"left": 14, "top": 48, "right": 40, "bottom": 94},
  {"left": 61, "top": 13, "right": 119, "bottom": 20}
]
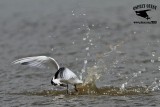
[{"left": 51, "top": 67, "right": 65, "bottom": 86}]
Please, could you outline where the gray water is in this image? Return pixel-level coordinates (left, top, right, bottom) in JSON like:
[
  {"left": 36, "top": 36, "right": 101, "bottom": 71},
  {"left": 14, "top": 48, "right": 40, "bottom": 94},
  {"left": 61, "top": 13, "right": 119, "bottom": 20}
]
[{"left": 1, "top": 0, "right": 160, "bottom": 107}]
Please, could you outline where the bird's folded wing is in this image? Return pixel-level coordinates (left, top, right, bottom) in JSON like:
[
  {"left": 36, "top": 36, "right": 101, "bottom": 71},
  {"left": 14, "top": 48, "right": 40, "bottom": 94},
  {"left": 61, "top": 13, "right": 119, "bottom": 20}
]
[
  {"left": 12, "top": 56, "right": 60, "bottom": 70},
  {"left": 62, "top": 68, "right": 78, "bottom": 80}
]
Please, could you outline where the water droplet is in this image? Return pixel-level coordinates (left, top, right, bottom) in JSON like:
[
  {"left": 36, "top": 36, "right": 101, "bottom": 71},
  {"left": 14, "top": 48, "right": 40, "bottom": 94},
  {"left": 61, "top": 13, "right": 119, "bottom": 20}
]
[
  {"left": 152, "top": 52, "right": 155, "bottom": 57},
  {"left": 105, "top": 26, "right": 109, "bottom": 29},
  {"left": 121, "top": 82, "right": 127, "bottom": 89},
  {"left": 133, "top": 73, "right": 138, "bottom": 77},
  {"left": 89, "top": 39, "right": 92, "bottom": 42},
  {"left": 86, "top": 47, "right": 89, "bottom": 50},
  {"left": 151, "top": 59, "right": 155, "bottom": 63},
  {"left": 87, "top": 27, "right": 90, "bottom": 31},
  {"left": 138, "top": 71, "right": 142, "bottom": 74},
  {"left": 158, "top": 66, "right": 160, "bottom": 70},
  {"left": 90, "top": 43, "right": 93, "bottom": 46},
  {"left": 84, "top": 60, "right": 87, "bottom": 64},
  {"left": 51, "top": 48, "right": 54, "bottom": 51},
  {"left": 133, "top": 31, "right": 137, "bottom": 34},
  {"left": 83, "top": 38, "right": 86, "bottom": 41}
]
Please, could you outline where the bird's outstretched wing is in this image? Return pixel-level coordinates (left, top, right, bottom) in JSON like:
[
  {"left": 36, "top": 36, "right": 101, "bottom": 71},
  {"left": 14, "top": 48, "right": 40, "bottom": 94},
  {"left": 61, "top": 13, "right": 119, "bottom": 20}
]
[{"left": 12, "top": 56, "right": 60, "bottom": 70}]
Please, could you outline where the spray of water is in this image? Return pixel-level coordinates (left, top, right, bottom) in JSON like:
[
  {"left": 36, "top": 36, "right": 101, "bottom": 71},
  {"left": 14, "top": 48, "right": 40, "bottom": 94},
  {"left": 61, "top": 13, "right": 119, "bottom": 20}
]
[
  {"left": 80, "top": 60, "right": 87, "bottom": 80},
  {"left": 83, "top": 66, "right": 101, "bottom": 85},
  {"left": 120, "top": 71, "right": 142, "bottom": 90}
]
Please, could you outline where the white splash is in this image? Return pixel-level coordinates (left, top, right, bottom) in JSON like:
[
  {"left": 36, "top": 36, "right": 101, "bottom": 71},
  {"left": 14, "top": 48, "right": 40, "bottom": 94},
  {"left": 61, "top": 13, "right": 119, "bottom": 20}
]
[{"left": 80, "top": 60, "right": 88, "bottom": 80}]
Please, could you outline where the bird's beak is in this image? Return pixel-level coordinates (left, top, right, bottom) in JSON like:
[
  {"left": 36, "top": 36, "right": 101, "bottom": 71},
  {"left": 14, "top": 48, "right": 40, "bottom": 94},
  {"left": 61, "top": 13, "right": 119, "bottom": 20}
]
[{"left": 60, "top": 84, "right": 67, "bottom": 87}]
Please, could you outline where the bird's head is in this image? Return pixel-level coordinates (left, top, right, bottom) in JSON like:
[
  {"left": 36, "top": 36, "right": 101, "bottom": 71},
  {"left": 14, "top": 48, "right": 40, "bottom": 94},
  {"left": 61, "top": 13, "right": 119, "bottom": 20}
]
[{"left": 51, "top": 77, "right": 61, "bottom": 86}]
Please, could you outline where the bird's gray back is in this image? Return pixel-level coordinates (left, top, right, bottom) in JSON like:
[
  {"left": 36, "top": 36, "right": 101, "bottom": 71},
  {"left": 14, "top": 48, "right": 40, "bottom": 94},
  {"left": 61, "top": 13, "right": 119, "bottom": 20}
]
[{"left": 55, "top": 67, "right": 78, "bottom": 80}]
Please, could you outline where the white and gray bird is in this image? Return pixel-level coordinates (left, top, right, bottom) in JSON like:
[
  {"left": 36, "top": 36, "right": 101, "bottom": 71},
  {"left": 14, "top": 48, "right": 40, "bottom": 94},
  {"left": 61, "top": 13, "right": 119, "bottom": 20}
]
[{"left": 12, "top": 56, "right": 83, "bottom": 94}]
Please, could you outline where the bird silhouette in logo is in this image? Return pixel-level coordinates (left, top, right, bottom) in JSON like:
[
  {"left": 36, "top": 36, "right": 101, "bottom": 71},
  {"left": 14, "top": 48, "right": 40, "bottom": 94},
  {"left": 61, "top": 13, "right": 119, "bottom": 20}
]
[{"left": 135, "top": 9, "right": 151, "bottom": 20}]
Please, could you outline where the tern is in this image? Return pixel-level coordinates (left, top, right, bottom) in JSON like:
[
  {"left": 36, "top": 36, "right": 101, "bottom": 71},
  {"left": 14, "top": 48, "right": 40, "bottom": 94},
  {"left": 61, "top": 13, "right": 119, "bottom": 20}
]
[{"left": 12, "top": 56, "right": 83, "bottom": 94}]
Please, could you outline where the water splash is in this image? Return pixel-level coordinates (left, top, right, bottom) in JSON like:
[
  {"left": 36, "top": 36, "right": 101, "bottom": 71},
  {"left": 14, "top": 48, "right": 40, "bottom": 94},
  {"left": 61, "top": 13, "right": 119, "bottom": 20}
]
[
  {"left": 120, "top": 71, "right": 142, "bottom": 90},
  {"left": 83, "top": 66, "right": 101, "bottom": 85},
  {"left": 11, "top": 85, "right": 150, "bottom": 96},
  {"left": 80, "top": 60, "right": 87, "bottom": 80},
  {"left": 10, "top": 63, "right": 152, "bottom": 96},
  {"left": 145, "top": 78, "right": 160, "bottom": 92}
]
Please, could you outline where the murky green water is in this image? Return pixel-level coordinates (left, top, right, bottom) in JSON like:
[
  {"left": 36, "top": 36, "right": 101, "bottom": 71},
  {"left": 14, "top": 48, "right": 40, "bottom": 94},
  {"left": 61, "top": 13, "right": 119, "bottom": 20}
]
[{"left": 1, "top": 0, "right": 160, "bottom": 107}]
